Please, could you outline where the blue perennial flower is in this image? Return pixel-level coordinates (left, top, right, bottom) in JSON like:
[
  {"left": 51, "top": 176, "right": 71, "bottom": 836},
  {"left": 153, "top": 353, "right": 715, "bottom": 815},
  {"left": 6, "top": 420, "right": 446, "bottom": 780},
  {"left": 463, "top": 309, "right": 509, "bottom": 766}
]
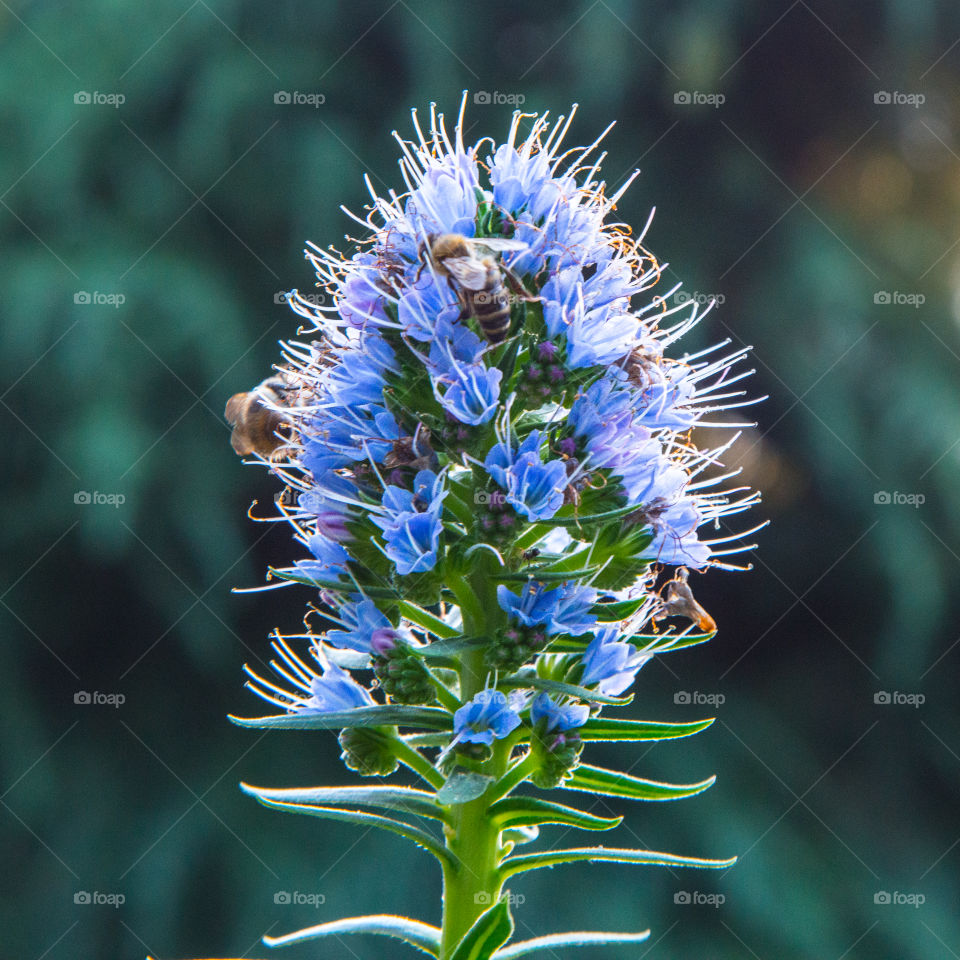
[{"left": 453, "top": 690, "right": 522, "bottom": 745}]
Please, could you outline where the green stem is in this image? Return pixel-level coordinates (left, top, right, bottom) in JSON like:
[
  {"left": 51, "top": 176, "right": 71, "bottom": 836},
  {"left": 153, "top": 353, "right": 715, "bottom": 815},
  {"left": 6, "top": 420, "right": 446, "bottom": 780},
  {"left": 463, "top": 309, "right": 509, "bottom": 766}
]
[
  {"left": 425, "top": 668, "right": 462, "bottom": 713},
  {"left": 392, "top": 736, "right": 445, "bottom": 791},
  {"left": 445, "top": 569, "right": 484, "bottom": 636},
  {"left": 439, "top": 740, "right": 510, "bottom": 959},
  {"left": 490, "top": 752, "right": 537, "bottom": 802},
  {"left": 438, "top": 551, "right": 512, "bottom": 959}
]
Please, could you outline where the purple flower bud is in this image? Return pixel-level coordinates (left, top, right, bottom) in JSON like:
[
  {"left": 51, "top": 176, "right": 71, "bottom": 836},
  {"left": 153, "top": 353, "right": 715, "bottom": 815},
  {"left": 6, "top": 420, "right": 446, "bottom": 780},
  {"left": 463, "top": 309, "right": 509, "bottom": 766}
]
[
  {"left": 537, "top": 341, "right": 559, "bottom": 361},
  {"left": 547, "top": 365, "right": 564, "bottom": 383},
  {"left": 370, "top": 627, "right": 400, "bottom": 655},
  {"left": 527, "top": 364, "right": 543, "bottom": 380},
  {"left": 315, "top": 510, "right": 351, "bottom": 542},
  {"left": 559, "top": 437, "right": 577, "bottom": 457}
]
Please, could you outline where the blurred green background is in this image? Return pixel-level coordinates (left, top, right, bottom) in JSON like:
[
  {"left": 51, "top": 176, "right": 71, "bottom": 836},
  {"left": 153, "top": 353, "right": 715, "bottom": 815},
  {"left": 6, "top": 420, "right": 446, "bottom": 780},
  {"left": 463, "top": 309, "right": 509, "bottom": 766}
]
[{"left": 3, "top": 1, "right": 959, "bottom": 957}]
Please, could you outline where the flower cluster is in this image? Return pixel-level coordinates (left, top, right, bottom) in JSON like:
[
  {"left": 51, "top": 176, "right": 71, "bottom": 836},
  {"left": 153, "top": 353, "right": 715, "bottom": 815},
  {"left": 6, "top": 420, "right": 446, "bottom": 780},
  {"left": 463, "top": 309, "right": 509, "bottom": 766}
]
[{"left": 229, "top": 94, "right": 762, "bottom": 960}]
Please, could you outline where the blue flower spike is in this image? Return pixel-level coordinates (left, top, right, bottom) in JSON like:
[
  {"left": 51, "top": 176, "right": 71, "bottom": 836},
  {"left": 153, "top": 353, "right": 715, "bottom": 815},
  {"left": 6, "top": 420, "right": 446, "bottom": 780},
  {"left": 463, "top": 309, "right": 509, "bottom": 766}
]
[{"left": 227, "top": 93, "right": 763, "bottom": 960}]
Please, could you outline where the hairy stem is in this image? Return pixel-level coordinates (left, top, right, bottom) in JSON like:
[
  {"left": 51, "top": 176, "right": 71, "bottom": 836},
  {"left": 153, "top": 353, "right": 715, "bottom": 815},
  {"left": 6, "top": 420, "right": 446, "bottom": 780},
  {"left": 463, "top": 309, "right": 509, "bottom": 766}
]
[{"left": 439, "top": 551, "right": 515, "bottom": 958}]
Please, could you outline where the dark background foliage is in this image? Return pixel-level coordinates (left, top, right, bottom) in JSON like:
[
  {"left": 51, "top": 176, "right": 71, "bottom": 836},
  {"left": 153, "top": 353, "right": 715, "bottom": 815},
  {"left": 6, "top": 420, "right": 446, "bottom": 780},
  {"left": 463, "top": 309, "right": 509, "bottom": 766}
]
[{"left": 3, "top": 1, "right": 959, "bottom": 958}]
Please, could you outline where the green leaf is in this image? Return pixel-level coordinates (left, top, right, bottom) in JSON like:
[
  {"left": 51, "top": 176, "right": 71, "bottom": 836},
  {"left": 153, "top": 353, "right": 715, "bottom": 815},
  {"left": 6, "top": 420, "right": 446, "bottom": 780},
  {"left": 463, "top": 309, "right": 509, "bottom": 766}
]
[
  {"left": 263, "top": 914, "right": 441, "bottom": 956},
  {"left": 502, "top": 845, "right": 737, "bottom": 878},
  {"left": 489, "top": 796, "right": 621, "bottom": 831},
  {"left": 536, "top": 503, "right": 638, "bottom": 527},
  {"left": 634, "top": 632, "right": 714, "bottom": 653},
  {"left": 399, "top": 600, "right": 461, "bottom": 639},
  {"left": 493, "top": 930, "right": 651, "bottom": 959},
  {"left": 450, "top": 899, "right": 514, "bottom": 960},
  {"left": 591, "top": 598, "right": 648, "bottom": 621},
  {"left": 419, "top": 635, "right": 487, "bottom": 662},
  {"left": 444, "top": 489, "right": 476, "bottom": 526},
  {"left": 437, "top": 770, "right": 494, "bottom": 805},
  {"left": 228, "top": 705, "right": 453, "bottom": 732},
  {"left": 506, "top": 674, "right": 632, "bottom": 706},
  {"left": 268, "top": 566, "right": 397, "bottom": 598},
  {"left": 511, "top": 523, "right": 550, "bottom": 554},
  {"left": 240, "top": 782, "right": 446, "bottom": 821},
  {"left": 496, "top": 334, "right": 523, "bottom": 386},
  {"left": 496, "top": 568, "right": 599, "bottom": 583},
  {"left": 579, "top": 717, "right": 715, "bottom": 741},
  {"left": 562, "top": 764, "right": 716, "bottom": 801},
  {"left": 245, "top": 792, "right": 453, "bottom": 867}
]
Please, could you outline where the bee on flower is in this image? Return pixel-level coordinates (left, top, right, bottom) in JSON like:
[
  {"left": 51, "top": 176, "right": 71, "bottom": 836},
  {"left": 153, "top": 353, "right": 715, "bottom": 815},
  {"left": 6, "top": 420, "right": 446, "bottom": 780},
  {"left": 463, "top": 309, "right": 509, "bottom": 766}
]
[{"left": 223, "top": 93, "right": 764, "bottom": 960}]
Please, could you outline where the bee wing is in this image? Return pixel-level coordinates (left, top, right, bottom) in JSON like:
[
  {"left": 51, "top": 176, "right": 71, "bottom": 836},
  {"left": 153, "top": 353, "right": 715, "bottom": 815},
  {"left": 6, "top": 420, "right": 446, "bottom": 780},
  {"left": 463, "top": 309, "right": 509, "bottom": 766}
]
[
  {"left": 469, "top": 237, "right": 529, "bottom": 253},
  {"left": 443, "top": 256, "right": 491, "bottom": 291}
]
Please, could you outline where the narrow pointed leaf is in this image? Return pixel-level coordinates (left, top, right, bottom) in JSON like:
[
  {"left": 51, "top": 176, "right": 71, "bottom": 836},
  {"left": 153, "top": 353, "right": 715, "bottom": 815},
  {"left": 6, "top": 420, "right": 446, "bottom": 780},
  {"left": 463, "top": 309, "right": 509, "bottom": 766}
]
[
  {"left": 437, "top": 771, "right": 494, "bottom": 805},
  {"left": 489, "top": 796, "right": 621, "bottom": 831},
  {"left": 268, "top": 567, "right": 397, "bottom": 598},
  {"left": 502, "top": 846, "right": 737, "bottom": 878},
  {"left": 419, "top": 635, "right": 487, "bottom": 662},
  {"left": 634, "top": 632, "right": 714, "bottom": 653},
  {"left": 538, "top": 504, "right": 638, "bottom": 527},
  {"left": 562, "top": 764, "right": 716, "bottom": 801},
  {"left": 495, "top": 568, "right": 599, "bottom": 583},
  {"left": 579, "top": 717, "right": 714, "bottom": 741},
  {"left": 591, "top": 598, "right": 648, "bottom": 621},
  {"left": 263, "top": 914, "right": 441, "bottom": 956},
  {"left": 247, "top": 794, "right": 452, "bottom": 866},
  {"left": 512, "top": 522, "right": 550, "bottom": 553},
  {"left": 506, "top": 674, "right": 632, "bottom": 706},
  {"left": 228, "top": 705, "right": 453, "bottom": 731},
  {"left": 241, "top": 783, "right": 446, "bottom": 821},
  {"left": 450, "top": 899, "right": 514, "bottom": 960},
  {"left": 493, "top": 930, "right": 651, "bottom": 959},
  {"left": 399, "top": 601, "right": 461, "bottom": 639}
]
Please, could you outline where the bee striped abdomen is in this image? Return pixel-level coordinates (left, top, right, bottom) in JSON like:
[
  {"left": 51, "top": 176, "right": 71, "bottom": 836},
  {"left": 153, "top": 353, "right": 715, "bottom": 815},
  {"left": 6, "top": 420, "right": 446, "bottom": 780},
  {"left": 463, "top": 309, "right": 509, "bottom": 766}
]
[{"left": 470, "top": 276, "right": 511, "bottom": 342}]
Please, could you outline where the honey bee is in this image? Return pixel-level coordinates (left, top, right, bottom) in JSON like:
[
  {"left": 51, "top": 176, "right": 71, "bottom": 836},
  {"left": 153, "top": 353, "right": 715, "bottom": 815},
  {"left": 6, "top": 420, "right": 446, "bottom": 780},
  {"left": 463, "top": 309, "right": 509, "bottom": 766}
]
[
  {"left": 418, "top": 233, "right": 531, "bottom": 343},
  {"left": 656, "top": 567, "right": 717, "bottom": 634},
  {"left": 623, "top": 346, "right": 663, "bottom": 389},
  {"left": 224, "top": 373, "right": 296, "bottom": 459},
  {"left": 381, "top": 423, "right": 437, "bottom": 474}
]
